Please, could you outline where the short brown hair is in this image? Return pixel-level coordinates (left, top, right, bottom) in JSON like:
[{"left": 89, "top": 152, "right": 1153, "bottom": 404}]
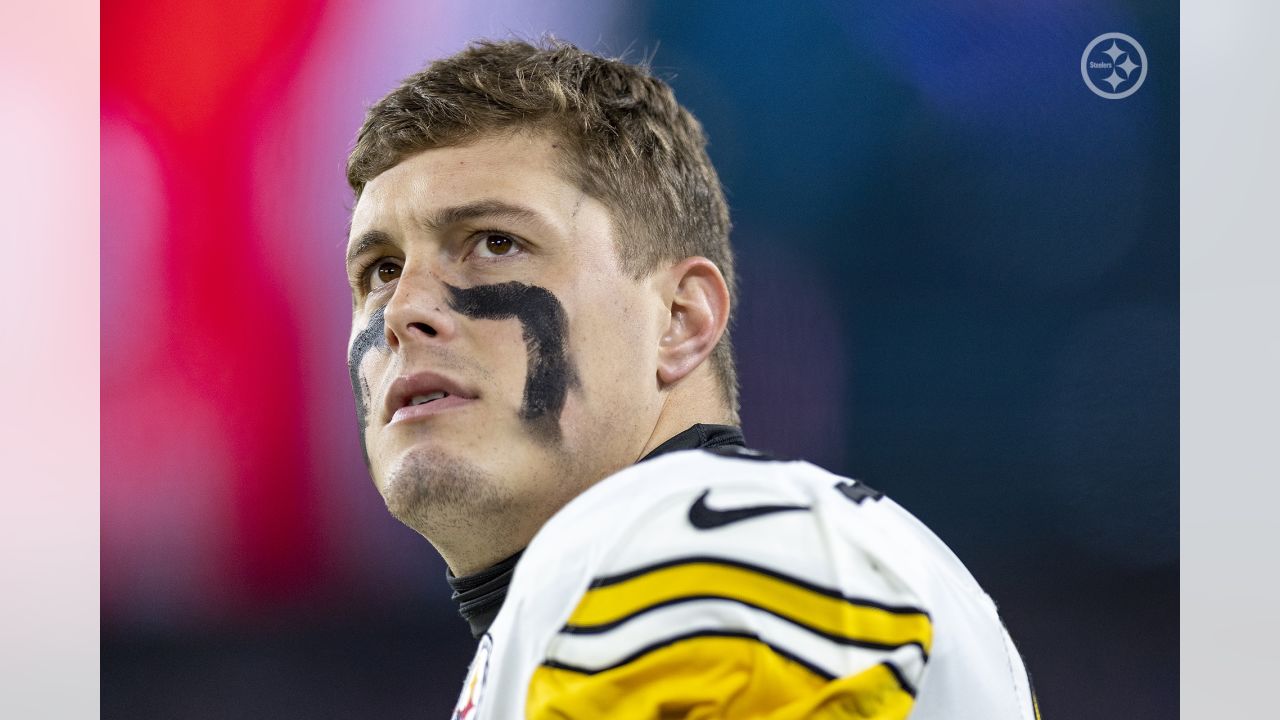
[{"left": 347, "top": 36, "right": 739, "bottom": 418}]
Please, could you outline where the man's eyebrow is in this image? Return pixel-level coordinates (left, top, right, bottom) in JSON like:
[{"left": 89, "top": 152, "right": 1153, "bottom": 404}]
[
  {"left": 345, "top": 229, "right": 397, "bottom": 270},
  {"left": 418, "top": 198, "right": 551, "bottom": 235}
]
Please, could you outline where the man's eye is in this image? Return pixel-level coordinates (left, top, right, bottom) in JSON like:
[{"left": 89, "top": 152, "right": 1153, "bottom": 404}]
[
  {"left": 473, "top": 232, "right": 521, "bottom": 259},
  {"left": 368, "top": 259, "right": 402, "bottom": 290}
]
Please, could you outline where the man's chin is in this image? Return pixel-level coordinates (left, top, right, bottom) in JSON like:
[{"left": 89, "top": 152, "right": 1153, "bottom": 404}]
[{"left": 377, "top": 447, "right": 508, "bottom": 537}]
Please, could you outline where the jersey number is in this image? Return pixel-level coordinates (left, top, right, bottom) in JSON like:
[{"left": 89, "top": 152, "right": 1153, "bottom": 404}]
[{"left": 833, "top": 480, "right": 884, "bottom": 505}]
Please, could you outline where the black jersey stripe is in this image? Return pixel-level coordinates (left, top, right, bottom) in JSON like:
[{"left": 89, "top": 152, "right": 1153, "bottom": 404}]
[
  {"left": 560, "top": 594, "right": 931, "bottom": 661},
  {"left": 587, "top": 555, "right": 931, "bottom": 618},
  {"left": 543, "top": 629, "right": 837, "bottom": 681},
  {"left": 882, "top": 660, "right": 918, "bottom": 698}
]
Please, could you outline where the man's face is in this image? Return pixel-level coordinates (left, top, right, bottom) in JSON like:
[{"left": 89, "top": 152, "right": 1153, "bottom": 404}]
[{"left": 345, "top": 130, "right": 665, "bottom": 555}]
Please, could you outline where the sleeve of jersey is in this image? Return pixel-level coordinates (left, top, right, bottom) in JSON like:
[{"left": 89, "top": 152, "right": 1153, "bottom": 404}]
[{"left": 524, "top": 553, "right": 933, "bottom": 719}]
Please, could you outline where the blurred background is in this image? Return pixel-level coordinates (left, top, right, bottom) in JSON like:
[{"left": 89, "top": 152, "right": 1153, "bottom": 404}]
[{"left": 102, "top": 0, "right": 1177, "bottom": 717}]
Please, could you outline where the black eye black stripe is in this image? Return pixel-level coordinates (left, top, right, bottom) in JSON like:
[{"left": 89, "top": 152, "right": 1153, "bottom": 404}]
[
  {"left": 348, "top": 305, "right": 389, "bottom": 465},
  {"left": 445, "top": 282, "right": 578, "bottom": 442}
]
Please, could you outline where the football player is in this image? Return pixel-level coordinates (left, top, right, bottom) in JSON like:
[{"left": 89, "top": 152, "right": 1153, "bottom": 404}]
[{"left": 344, "top": 37, "right": 1040, "bottom": 719}]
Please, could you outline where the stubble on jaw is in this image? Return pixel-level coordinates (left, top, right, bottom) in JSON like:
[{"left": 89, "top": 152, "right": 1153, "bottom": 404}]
[
  {"left": 379, "top": 445, "right": 580, "bottom": 570},
  {"left": 380, "top": 449, "right": 507, "bottom": 537}
]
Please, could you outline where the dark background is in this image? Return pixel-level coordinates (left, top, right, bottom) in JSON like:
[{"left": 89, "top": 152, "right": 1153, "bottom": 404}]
[{"left": 103, "top": 0, "right": 1177, "bottom": 716}]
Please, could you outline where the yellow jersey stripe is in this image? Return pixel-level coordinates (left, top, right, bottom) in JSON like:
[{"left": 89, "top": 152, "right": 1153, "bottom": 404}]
[
  {"left": 563, "top": 594, "right": 928, "bottom": 657},
  {"left": 566, "top": 557, "right": 933, "bottom": 655},
  {"left": 529, "top": 634, "right": 917, "bottom": 719}
]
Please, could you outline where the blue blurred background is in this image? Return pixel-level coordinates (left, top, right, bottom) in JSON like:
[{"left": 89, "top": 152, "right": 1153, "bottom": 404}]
[{"left": 103, "top": 0, "right": 1177, "bottom": 717}]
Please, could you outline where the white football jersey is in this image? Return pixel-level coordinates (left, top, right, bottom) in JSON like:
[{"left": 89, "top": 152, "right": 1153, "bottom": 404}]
[{"left": 451, "top": 447, "right": 1040, "bottom": 719}]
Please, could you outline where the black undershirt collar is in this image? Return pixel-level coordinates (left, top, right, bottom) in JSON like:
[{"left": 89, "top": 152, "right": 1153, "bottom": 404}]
[
  {"left": 638, "top": 422, "right": 745, "bottom": 461},
  {"left": 445, "top": 423, "right": 744, "bottom": 639}
]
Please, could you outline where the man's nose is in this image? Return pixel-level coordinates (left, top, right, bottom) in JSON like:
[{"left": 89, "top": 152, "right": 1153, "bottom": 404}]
[{"left": 381, "top": 263, "right": 457, "bottom": 351}]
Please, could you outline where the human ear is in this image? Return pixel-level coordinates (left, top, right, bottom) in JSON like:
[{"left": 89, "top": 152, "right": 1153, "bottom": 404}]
[{"left": 656, "top": 257, "right": 731, "bottom": 386}]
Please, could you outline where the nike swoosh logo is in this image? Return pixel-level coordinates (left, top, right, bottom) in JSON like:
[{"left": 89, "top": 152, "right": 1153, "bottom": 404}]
[{"left": 688, "top": 489, "right": 810, "bottom": 530}]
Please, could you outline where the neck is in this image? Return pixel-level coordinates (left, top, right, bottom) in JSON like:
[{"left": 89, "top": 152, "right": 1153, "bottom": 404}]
[
  {"left": 638, "top": 369, "right": 734, "bottom": 460},
  {"left": 432, "top": 531, "right": 531, "bottom": 578}
]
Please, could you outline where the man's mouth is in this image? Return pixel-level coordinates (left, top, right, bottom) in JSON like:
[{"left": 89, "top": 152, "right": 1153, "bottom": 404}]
[
  {"left": 384, "top": 372, "right": 478, "bottom": 425},
  {"left": 409, "top": 391, "right": 449, "bottom": 406}
]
